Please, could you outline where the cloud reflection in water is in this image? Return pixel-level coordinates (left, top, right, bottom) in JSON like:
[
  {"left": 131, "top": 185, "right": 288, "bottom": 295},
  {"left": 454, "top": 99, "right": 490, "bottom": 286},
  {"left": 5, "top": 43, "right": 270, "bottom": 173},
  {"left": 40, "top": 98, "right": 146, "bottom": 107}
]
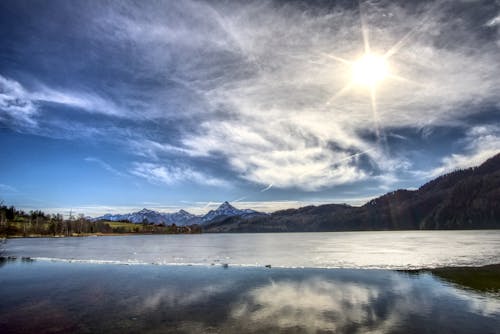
[
  {"left": 2, "top": 261, "right": 498, "bottom": 334},
  {"left": 230, "top": 278, "right": 394, "bottom": 333},
  {"left": 175, "top": 273, "right": 500, "bottom": 333}
]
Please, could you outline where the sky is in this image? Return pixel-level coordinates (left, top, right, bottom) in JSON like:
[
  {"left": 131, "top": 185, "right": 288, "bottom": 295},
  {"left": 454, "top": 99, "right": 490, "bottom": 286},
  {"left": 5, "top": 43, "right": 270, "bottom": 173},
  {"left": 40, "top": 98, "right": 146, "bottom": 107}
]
[{"left": 1, "top": 0, "right": 499, "bottom": 217}]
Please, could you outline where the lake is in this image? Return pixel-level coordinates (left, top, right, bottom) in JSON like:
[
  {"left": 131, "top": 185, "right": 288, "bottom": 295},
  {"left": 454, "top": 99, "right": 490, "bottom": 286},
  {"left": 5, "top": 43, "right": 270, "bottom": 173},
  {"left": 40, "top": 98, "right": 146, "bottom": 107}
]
[
  {"left": 1, "top": 231, "right": 500, "bottom": 333},
  {"left": 3, "top": 230, "right": 500, "bottom": 269}
]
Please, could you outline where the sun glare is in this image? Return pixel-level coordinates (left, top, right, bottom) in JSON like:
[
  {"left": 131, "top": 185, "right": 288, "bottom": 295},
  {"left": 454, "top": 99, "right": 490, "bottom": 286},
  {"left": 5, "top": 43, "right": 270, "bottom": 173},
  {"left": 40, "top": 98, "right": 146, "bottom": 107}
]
[{"left": 352, "top": 54, "right": 388, "bottom": 87}]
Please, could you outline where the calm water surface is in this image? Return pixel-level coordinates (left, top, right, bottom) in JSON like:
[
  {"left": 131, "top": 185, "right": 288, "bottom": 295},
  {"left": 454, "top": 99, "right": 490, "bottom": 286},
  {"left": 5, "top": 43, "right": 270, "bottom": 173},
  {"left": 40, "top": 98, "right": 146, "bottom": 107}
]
[
  {"left": 1, "top": 231, "right": 500, "bottom": 333},
  {"left": 4, "top": 230, "right": 500, "bottom": 269},
  {"left": 0, "top": 261, "right": 499, "bottom": 333}
]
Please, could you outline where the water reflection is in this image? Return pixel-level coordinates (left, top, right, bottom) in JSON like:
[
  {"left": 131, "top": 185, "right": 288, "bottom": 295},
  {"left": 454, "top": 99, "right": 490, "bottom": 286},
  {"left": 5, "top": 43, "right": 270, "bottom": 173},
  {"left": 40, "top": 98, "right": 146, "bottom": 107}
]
[
  {"left": 230, "top": 279, "right": 386, "bottom": 333},
  {"left": 140, "top": 283, "right": 232, "bottom": 310},
  {"left": 0, "top": 261, "right": 499, "bottom": 334},
  {"left": 229, "top": 277, "right": 500, "bottom": 333}
]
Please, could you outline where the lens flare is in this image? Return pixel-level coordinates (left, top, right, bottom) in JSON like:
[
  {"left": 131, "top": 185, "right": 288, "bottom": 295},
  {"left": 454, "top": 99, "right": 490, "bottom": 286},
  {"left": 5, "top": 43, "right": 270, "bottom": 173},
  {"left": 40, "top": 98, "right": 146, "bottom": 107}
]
[{"left": 352, "top": 54, "right": 388, "bottom": 86}]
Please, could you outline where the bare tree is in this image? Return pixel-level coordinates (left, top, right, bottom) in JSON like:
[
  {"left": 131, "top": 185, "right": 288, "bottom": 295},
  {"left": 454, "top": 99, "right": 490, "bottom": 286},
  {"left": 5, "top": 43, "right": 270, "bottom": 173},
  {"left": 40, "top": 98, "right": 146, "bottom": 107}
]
[
  {"left": 0, "top": 200, "right": 6, "bottom": 229},
  {"left": 0, "top": 238, "right": 6, "bottom": 257}
]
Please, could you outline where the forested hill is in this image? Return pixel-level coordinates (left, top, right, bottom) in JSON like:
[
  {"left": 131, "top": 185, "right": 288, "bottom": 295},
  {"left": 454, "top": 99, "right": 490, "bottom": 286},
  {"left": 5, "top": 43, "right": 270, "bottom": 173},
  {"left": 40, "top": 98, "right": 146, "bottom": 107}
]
[{"left": 203, "top": 153, "right": 500, "bottom": 233}]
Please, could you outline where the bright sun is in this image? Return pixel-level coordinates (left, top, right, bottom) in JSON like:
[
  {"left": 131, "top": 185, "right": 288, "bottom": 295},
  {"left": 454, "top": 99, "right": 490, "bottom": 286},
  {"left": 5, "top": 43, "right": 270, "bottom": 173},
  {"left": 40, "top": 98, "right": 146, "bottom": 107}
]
[{"left": 352, "top": 53, "right": 388, "bottom": 87}]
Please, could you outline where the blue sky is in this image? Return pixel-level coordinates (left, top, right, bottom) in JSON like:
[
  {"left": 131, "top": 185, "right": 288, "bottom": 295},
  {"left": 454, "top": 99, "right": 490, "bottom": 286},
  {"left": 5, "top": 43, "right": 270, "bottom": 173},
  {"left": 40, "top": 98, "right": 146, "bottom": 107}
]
[{"left": 1, "top": 0, "right": 499, "bottom": 217}]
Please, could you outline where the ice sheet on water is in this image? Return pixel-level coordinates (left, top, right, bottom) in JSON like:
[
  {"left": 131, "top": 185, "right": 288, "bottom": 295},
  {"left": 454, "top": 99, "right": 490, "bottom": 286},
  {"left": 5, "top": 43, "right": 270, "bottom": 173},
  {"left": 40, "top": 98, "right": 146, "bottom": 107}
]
[{"left": 4, "top": 231, "right": 500, "bottom": 270}]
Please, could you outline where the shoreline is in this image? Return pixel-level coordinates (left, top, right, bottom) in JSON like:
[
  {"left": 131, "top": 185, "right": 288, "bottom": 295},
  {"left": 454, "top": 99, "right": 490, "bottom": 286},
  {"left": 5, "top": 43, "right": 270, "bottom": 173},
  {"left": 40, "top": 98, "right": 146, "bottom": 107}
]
[
  {"left": 2, "top": 232, "right": 198, "bottom": 239},
  {"left": 3, "top": 228, "right": 500, "bottom": 239},
  {"left": 2, "top": 255, "right": 499, "bottom": 272}
]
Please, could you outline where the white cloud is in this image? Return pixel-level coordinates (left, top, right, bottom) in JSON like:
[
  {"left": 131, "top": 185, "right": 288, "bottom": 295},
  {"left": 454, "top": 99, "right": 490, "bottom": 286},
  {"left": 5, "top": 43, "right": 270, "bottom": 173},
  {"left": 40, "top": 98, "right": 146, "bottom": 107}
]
[
  {"left": 32, "top": 87, "right": 124, "bottom": 117},
  {"left": 130, "top": 162, "right": 230, "bottom": 188},
  {"left": 182, "top": 121, "right": 374, "bottom": 191},
  {"left": 128, "top": 139, "right": 190, "bottom": 160},
  {"left": 163, "top": 1, "right": 500, "bottom": 190},
  {"left": 4, "top": 1, "right": 500, "bottom": 192},
  {"left": 0, "top": 74, "right": 125, "bottom": 126},
  {"left": 420, "top": 125, "right": 500, "bottom": 178},
  {"left": 486, "top": 15, "right": 500, "bottom": 27},
  {"left": 0, "top": 75, "right": 37, "bottom": 125}
]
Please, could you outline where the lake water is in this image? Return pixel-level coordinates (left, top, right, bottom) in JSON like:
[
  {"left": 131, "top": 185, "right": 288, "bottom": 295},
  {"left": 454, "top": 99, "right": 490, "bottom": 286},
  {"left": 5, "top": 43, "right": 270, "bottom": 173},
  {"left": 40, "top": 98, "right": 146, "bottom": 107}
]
[
  {"left": 4, "top": 230, "right": 500, "bottom": 269},
  {"left": 1, "top": 231, "right": 500, "bottom": 333}
]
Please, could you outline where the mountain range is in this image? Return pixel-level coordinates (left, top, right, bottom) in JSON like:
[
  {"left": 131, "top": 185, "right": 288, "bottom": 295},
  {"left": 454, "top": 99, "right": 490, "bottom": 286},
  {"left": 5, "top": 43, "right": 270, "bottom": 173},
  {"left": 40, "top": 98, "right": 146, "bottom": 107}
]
[
  {"left": 203, "top": 152, "right": 500, "bottom": 232},
  {"left": 93, "top": 201, "right": 266, "bottom": 226},
  {"left": 95, "top": 153, "right": 500, "bottom": 231}
]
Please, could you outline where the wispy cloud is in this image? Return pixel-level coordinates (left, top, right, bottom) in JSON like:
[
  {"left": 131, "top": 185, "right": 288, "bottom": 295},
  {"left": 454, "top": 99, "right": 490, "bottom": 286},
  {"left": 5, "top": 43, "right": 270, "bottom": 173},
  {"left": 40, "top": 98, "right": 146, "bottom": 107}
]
[
  {"left": 1, "top": 0, "right": 499, "bottom": 196},
  {"left": 486, "top": 14, "right": 500, "bottom": 27},
  {"left": 260, "top": 184, "right": 273, "bottom": 192},
  {"left": 0, "top": 75, "right": 37, "bottom": 125},
  {"left": 169, "top": 0, "right": 500, "bottom": 190},
  {"left": 0, "top": 74, "right": 126, "bottom": 127},
  {"left": 0, "top": 183, "right": 18, "bottom": 194},
  {"left": 33, "top": 86, "right": 125, "bottom": 117},
  {"left": 84, "top": 157, "right": 126, "bottom": 177},
  {"left": 130, "top": 162, "right": 230, "bottom": 188},
  {"left": 418, "top": 125, "right": 500, "bottom": 178},
  {"left": 182, "top": 121, "right": 373, "bottom": 191}
]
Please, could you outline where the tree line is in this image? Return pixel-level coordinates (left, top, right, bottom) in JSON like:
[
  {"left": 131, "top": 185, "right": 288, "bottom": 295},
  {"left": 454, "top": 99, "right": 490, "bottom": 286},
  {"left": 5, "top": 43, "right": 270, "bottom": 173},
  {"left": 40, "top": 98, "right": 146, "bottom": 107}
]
[{"left": 0, "top": 203, "right": 201, "bottom": 237}]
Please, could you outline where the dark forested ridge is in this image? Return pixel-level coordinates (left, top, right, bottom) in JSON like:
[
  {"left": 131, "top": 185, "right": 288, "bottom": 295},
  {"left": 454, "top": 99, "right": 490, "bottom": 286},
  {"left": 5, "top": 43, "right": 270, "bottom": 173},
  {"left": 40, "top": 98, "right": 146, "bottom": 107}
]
[{"left": 203, "top": 153, "right": 500, "bottom": 233}]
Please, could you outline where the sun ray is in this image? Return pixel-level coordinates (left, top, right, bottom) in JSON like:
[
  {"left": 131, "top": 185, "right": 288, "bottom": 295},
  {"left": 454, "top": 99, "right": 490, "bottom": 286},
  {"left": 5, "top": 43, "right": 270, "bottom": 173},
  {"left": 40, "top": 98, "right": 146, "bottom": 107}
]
[
  {"left": 369, "top": 85, "right": 381, "bottom": 140},
  {"left": 324, "top": 0, "right": 422, "bottom": 159},
  {"left": 387, "top": 74, "right": 424, "bottom": 87},
  {"left": 321, "top": 52, "right": 353, "bottom": 65},
  {"left": 358, "top": 0, "right": 371, "bottom": 54},
  {"left": 383, "top": 29, "right": 415, "bottom": 60},
  {"left": 369, "top": 85, "right": 389, "bottom": 151},
  {"left": 356, "top": 0, "right": 388, "bottom": 152},
  {"left": 326, "top": 82, "right": 354, "bottom": 105},
  {"left": 383, "top": 4, "right": 439, "bottom": 60}
]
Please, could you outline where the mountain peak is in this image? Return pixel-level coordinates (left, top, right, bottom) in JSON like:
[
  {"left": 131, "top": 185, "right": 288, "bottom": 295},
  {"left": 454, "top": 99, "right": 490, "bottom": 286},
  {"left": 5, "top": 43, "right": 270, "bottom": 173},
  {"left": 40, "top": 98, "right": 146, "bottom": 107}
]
[
  {"left": 201, "top": 201, "right": 263, "bottom": 223},
  {"left": 218, "top": 201, "right": 235, "bottom": 210}
]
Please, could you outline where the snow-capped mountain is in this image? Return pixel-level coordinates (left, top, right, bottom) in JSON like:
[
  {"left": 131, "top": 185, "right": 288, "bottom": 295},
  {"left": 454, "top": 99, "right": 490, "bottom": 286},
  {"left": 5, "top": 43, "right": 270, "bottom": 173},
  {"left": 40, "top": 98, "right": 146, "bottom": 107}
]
[
  {"left": 94, "top": 208, "right": 200, "bottom": 226},
  {"left": 167, "top": 209, "right": 201, "bottom": 225},
  {"left": 201, "top": 201, "right": 263, "bottom": 223},
  {"left": 93, "top": 202, "right": 266, "bottom": 225}
]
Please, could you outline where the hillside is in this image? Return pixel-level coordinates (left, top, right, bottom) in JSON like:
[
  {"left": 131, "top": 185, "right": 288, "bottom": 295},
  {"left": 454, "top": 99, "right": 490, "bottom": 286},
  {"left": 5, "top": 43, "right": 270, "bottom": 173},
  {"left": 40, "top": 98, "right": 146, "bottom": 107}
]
[{"left": 203, "top": 153, "right": 500, "bottom": 232}]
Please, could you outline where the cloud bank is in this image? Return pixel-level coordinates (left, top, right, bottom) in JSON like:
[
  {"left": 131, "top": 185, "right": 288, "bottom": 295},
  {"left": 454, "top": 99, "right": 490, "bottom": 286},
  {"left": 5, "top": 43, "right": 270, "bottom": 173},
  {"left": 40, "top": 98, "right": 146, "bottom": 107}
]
[{"left": 0, "top": 0, "right": 499, "bottom": 208}]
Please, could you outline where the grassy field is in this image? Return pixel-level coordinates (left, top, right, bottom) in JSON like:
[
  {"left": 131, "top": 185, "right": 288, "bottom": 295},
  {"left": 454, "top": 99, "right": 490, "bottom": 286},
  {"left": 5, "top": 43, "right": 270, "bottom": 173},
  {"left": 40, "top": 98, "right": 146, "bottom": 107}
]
[
  {"left": 107, "top": 221, "right": 143, "bottom": 232},
  {"left": 2, "top": 220, "right": 200, "bottom": 238}
]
